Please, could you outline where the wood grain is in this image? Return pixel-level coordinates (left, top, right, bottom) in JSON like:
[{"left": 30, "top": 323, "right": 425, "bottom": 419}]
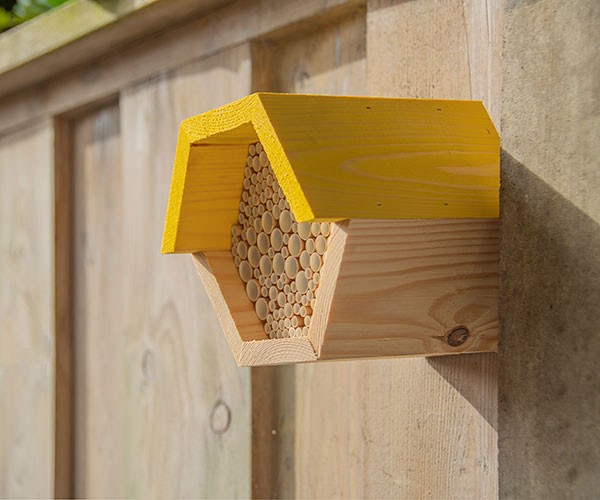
[
  {"left": 247, "top": 1, "right": 501, "bottom": 497},
  {"left": 163, "top": 93, "right": 499, "bottom": 253},
  {"left": 0, "top": 121, "right": 54, "bottom": 498},
  {"left": 70, "top": 45, "right": 253, "bottom": 498},
  {"left": 72, "top": 101, "right": 127, "bottom": 497},
  {"left": 120, "top": 45, "right": 253, "bottom": 499},
  {"left": 320, "top": 219, "right": 498, "bottom": 359}
]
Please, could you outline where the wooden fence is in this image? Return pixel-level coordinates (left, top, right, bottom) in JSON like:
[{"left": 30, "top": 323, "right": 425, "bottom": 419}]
[{"left": 1, "top": 0, "right": 596, "bottom": 498}]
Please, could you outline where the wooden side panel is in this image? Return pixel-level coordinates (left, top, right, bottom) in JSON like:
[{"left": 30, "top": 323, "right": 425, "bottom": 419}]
[
  {"left": 320, "top": 219, "right": 498, "bottom": 359},
  {"left": 72, "top": 45, "right": 252, "bottom": 498},
  {"left": 0, "top": 122, "right": 54, "bottom": 497}
]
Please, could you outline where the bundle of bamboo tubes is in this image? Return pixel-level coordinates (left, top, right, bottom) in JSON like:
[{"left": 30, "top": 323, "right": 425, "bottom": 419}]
[{"left": 230, "top": 142, "right": 331, "bottom": 339}]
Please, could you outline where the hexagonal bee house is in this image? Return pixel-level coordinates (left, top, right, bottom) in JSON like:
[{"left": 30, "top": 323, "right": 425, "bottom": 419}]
[{"left": 162, "top": 93, "right": 500, "bottom": 366}]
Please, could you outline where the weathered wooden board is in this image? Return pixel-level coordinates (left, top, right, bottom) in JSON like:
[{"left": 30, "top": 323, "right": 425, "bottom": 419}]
[
  {"left": 72, "top": 102, "right": 127, "bottom": 496},
  {"left": 71, "top": 46, "right": 253, "bottom": 498},
  {"left": 500, "top": 0, "right": 600, "bottom": 497},
  {"left": 251, "top": 1, "right": 500, "bottom": 497},
  {"left": 0, "top": 122, "right": 54, "bottom": 497}
]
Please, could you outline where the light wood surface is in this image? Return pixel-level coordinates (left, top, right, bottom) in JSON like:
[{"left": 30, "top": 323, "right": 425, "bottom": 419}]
[
  {"left": 72, "top": 102, "right": 128, "bottom": 497},
  {"left": 320, "top": 219, "right": 498, "bottom": 359},
  {"left": 249, "top": 1, "right": 500, "bottom": 497},
  {"left": 0, "top": 122, "right": 54, "bottom": 498},
  {"left": 71, "top": 46, "right": 253, "bottom": 498},
  {"left": 163, "top": 93, "right": 499, "bottom": 253}
]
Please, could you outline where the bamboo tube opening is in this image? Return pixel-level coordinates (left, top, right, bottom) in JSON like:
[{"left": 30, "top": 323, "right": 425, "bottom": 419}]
[
  {"left": 259, "top": 255, "right": 272, "bottom": 276},
  {"left": 284, "top": 256, "right": 298, "bottom": 279},
  {"left": 288, "top": 234, "right": 302, "bottom": 257},
  {"left": 315, "top": 235, "right": 326, "bottom": 255},
  {"left": 255, "top": 298, "right": 268, "bottom": 320},
  {"left": 261, "top": 212, "right": 273, "bottom": 234},
  {"left": 273, "top": 253, "right": 284, "bottom": 275},
  {"left": 246, "top": 227, "right": 257, "bottom": 245},
  {"left": 279, "top": 210, "right": 292, "bottom": 233},
  {"left": 248, "top": 246, "right": 260, "bottom": 267},
  {"left": 270, "top": 228, "right": 283, "bottom": 251},
  {"left": 257, "top": 232, "right": 269, "bottom": 254},
  {"left": 239, "top": 261, "right": 251, "bottom": 283},
  {"left": 284, "top": 303, "right": 293, "bottom": 318},
  {"left": 299, "top": 251, "right": 310, "bottom": 270},
  {"left": 309, "top": 253, "right": 321, "bottom": 272},
  {"left": 298, "top": 222, "right": 311, "bottom": 240},
  {"left": 296, "top": 272, "right": 308, "bottom": 294}
]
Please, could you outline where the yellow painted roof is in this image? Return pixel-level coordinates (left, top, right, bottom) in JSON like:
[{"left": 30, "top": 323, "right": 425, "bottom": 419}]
[{"left": 162, "top": 93, "right": 499, "bottom": 253}]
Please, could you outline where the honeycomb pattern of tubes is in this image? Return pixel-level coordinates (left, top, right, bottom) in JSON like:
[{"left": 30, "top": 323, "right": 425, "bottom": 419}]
[{"left": 230, "top": 142, "right": 331, "bottom": 339}]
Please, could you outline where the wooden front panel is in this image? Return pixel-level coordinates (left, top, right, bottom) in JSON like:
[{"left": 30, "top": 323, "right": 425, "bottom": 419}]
[{"left": 0, "top": 122, "right": 54, "bottom": 498}]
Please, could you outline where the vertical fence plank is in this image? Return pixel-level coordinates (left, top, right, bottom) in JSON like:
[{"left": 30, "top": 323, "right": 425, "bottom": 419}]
[
  {"left": 363, "top": 1, "right": 501, "bottom": 497},
  {"left": 0, "top": 122, "right": 54, "bottom": 498},
  {"left": 250, "top": 1, "right": 501, "bottom": 497},
  {"left": 117, "top": 44, "right": 253, "bottom": 499}
]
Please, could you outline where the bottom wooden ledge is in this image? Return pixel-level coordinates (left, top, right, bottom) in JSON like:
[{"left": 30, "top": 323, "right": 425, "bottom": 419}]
[{"left": 192, "top": 218, "right": 498, "bottom": 367}]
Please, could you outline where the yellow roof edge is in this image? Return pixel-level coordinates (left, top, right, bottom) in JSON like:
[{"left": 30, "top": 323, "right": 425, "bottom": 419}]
[
  {"left": 253, "top": 93, "right": 315, "bottom": 222},
  {"left": 161, "top": 127, "right": 191, "bottom": 254}
]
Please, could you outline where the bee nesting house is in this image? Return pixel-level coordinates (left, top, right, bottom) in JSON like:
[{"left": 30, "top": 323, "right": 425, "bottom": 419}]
[{"left": 162, "top": 93, "right": 500, "bottom": 366}]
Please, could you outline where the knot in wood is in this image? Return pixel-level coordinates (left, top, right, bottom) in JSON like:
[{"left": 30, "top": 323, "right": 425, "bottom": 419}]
[
  {"left": 446, "top": 327, "right": 469, "bottom": 347},
  {"left": 210, "top": 400, "right": 231, "bottom": 435}
]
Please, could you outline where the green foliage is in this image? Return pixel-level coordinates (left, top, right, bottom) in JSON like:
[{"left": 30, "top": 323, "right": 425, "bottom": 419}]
[{"left": 0, "top": 0, "right": 70, "bottom": 33}]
